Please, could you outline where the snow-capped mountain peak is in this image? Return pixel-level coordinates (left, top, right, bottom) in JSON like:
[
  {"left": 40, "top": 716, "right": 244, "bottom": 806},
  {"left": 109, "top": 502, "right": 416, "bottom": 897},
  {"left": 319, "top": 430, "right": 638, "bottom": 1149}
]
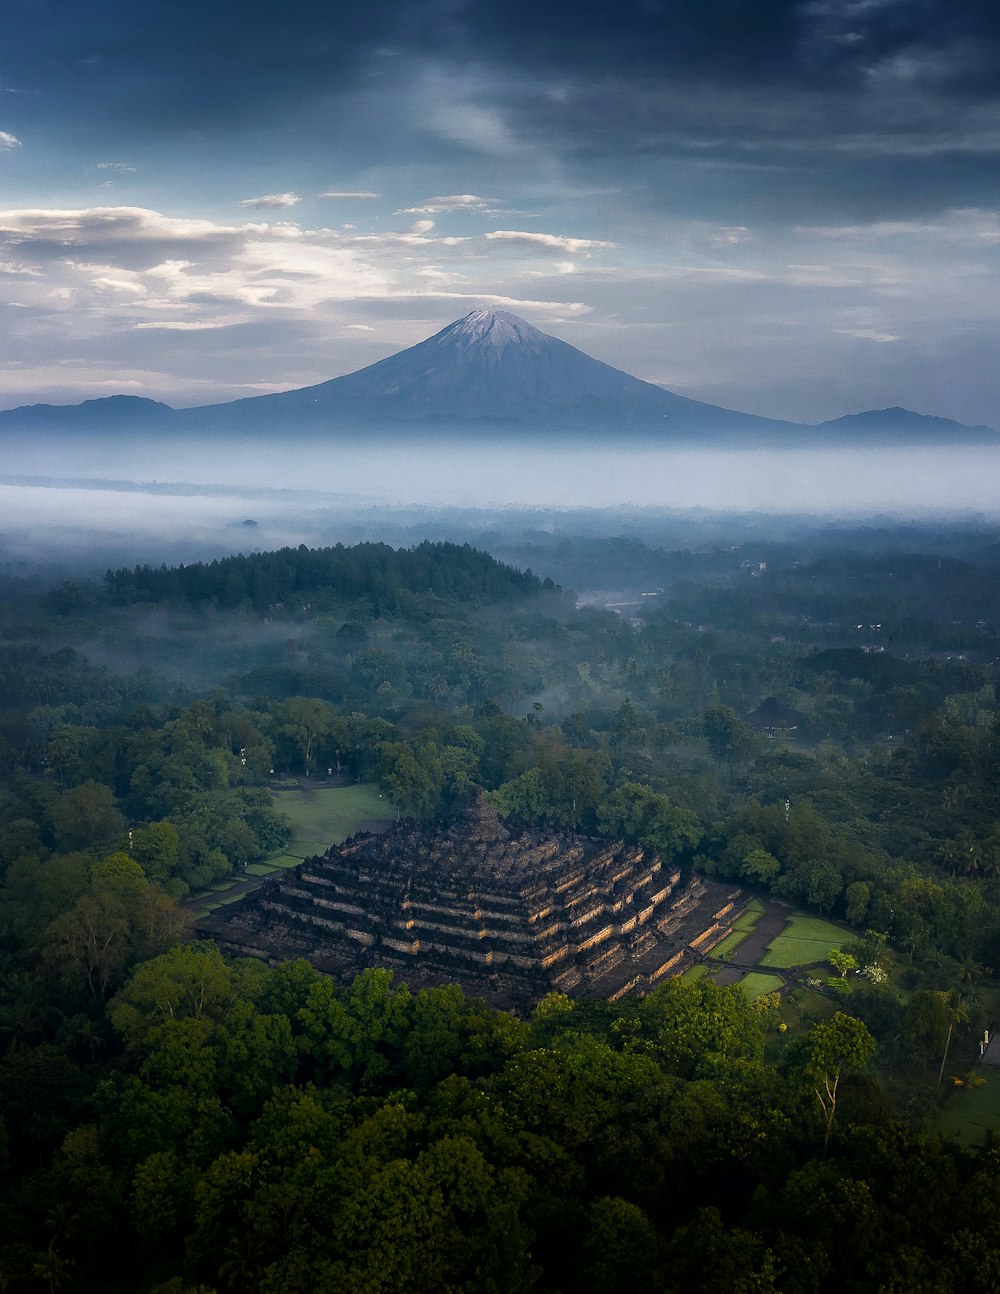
[{"left": 448, "top": 308, "right": 546, "bottom": 351}]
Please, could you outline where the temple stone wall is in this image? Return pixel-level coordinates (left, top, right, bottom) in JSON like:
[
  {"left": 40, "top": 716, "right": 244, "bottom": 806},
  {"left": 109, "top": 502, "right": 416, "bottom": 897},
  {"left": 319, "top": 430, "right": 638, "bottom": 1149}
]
[{"left": 201, "top": 788, "right": 746, "bottom": 1010}]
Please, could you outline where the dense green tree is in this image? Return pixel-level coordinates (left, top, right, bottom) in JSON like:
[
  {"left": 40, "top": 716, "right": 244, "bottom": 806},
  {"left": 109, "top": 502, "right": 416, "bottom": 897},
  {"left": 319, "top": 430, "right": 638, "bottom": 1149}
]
[
  {"left": 51, "top": 781, "right": 126, "bottom": 852},
  {"left": 271, "top": 697, "right": 338, "bottom": 774},
  {"left": 796, "top": 1013, "right": 876, "bottom": 1156},
  {"left": 44, "top": 855, "right": 183, "bottom": 1001},
  {"left": 703, "top": 706, "right": 760, "bottom": 769},
  {"left": 597, "top": 782, "right": 701, "bottom": 861}
]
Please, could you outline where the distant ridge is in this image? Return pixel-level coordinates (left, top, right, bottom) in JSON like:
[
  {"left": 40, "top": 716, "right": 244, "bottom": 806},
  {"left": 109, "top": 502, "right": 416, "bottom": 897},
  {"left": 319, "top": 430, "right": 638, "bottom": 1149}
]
[
  {"left": 0, "top": 310, "right": 996, "bottom": 446},
  {"left": 0, "top": 394, "right": 175, "bottom": 430},
  {"left": 810, "top": 407, "right": 997, "bottom": 443}
]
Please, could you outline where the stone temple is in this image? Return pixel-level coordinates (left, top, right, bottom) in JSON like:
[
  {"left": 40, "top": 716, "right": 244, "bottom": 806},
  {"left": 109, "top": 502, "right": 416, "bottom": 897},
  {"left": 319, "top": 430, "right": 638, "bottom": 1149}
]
[{"left": 201, "top": 789, "right": 744, "bottom": 1010}]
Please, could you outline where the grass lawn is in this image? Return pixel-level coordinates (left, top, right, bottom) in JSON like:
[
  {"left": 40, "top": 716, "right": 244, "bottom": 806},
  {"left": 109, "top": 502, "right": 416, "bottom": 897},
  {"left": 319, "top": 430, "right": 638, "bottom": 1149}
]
[
  {"left": 759, "top": 914, "right": 849, "bottom": 969},
  {"left": 201, "top": 891, "right": 248, "bottom": 911},
  {"left": 707, "top": 898, "right": 766, "bottom": 960},
  {"left": 708, "top": 927, "right": 751, "bottom": 959},
  {"left": 731, "top": 897, "right": 766, "bottom": 930},
  {"left": 738, "top": 972, "right": 785, "bottom": 1001},
  {"left": 937, "top": 1068, "right": 1000, "bottom": 1147},
  {"left": 268, "top": 782, "right": 393, "bottom": 866},
  {"left": 778, "top": 987, "right": 839, "bottom": 1032},
  {"left": 188, "top": 783, "right": 393, "bottom": 916},
  {"left": 683, "top": 963, "right": 712, "bottom": 982}
]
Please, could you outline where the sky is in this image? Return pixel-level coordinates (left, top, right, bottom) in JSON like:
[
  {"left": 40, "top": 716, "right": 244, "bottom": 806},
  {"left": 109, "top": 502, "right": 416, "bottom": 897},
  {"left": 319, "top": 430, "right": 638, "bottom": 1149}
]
[{"left": 3, "top": 1, "right": 1000, "bottom": 426}]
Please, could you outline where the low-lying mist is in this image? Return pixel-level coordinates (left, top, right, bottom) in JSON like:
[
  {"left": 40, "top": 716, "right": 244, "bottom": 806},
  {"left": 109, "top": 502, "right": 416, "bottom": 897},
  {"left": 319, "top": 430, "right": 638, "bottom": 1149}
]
[{"left": 3, "top": 432, "right": 1000, "bottom": 574}]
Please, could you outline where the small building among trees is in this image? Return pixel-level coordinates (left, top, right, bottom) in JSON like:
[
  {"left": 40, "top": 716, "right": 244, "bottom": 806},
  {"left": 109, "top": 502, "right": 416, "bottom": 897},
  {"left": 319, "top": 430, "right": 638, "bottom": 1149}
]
[{"left": 745, "top": 696, "right": 805, "bottom": 739}]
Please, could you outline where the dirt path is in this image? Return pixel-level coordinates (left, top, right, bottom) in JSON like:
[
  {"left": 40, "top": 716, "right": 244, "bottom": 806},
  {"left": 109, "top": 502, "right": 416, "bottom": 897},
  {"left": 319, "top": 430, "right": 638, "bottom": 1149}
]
[
  {"left": 710, "top": 900, "right": 792, "bottom": 987},
  {"left": 729, "top": 902, "right": 792, "bottom": 965}
]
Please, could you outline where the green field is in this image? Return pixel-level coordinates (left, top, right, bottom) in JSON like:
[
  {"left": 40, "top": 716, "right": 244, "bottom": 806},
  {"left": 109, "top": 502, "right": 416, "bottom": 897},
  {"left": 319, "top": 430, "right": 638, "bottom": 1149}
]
[
  {"left": 201, "top": 891, "right": 251, "bottom": 912},
  {"left": 738, "top": 972, "right": 785, "bottom": 1001},
  {"left": 707, "top": 898, "right": 766, "bottom": 960},
  {"left": 937, "top": 1068, "right": 1000, "bottom": 1147},
  {"left": 188, "top": 782, "right": 393, "bottom": 916},
  {"left": 268, "top": 782, "right": 393, "bottom": 867},
  {"left": 759, "top": 914, "right": 849, "bottom": 969}
]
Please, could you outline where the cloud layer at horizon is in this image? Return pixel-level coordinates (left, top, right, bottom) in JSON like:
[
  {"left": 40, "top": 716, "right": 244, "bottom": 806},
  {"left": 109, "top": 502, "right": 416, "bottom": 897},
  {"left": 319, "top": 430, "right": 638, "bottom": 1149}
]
[{"left": 3, "top": 1, "right": 1000, "bottom": 425}]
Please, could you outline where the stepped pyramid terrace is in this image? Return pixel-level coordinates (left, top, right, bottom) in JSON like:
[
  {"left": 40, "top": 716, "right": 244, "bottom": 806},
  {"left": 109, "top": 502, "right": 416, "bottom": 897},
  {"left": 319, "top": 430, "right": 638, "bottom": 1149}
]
[{"left": 200, "top": 790, "right": 746, "bottom": 1010}]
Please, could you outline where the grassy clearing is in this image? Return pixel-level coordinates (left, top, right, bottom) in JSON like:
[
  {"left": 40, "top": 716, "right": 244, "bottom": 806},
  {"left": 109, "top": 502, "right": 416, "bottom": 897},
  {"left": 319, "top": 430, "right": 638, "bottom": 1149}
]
[
  {"left": 937, "top": 1068, "right": 1000, "bottom": 1147},
  {"left": 188, "top": 782, "right": 393, "bottom": 917},
  {"left": 759, "top": 915, "right": 849, "bottom": 969},
  {"left": 683, "top": 963, "right": 712, "bottom": 982},
  {"left": 268, "top": 782, "right": 392, "bottom": 866},
  {"left": 738, "top": 972, "right": 785, "bottom": 1001},
  {"left": 778, "top": 987, "right": 838, "bottom": 1033}
]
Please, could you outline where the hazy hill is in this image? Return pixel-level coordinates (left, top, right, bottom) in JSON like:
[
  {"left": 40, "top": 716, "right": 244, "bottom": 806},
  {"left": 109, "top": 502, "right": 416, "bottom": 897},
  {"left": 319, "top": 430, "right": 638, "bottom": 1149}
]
[
  {"left": 0, "top": 394, "right": 175, "bottom": 431},
  {"left": 810, "top": 406, "right": 998, "bottom": 444}
]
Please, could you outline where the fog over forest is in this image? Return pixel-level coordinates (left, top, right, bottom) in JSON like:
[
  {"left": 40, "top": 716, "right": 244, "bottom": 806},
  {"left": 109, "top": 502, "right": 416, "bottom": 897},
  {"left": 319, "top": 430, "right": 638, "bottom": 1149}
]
[{"left": 4, "top": 434, "right": 1000, "bottom": 574}]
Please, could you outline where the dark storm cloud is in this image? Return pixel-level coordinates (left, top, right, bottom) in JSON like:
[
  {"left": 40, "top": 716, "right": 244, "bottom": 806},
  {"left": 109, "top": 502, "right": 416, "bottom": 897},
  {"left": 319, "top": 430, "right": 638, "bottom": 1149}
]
[
  {"left": 10, "top": 1, "right": 1000, "bottom": 223},
  {"left": 13, "top": 2, "right": 1000, "bottom": 125},
  {"left": 451, "top": 0, "right": 1000, "bottom": 97},
  {"left": 8, "top": 0, "right": 465, "bottom": 126}
]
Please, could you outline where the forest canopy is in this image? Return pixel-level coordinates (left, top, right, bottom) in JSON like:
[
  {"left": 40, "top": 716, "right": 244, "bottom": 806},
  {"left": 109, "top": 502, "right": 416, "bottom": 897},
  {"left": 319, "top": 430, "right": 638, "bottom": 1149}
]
[
  {"left": 4, "top": 522, "right": 1000, "bottom": 1290},
  {"left": 104, "top": 540, "right": 554, "bottom": 612}
]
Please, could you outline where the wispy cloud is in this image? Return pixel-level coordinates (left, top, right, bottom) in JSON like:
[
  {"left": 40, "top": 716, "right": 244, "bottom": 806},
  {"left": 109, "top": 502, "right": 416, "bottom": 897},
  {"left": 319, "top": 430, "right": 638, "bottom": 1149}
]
[
  {"left": 0, "top": 206, "right": 593, "bottom": 344},
  {"left": 318, "top": 191, "right": 381, "bottom": 200},
  {"left": 0, "top": 206, "right": 271, "bottom": 244},
  {"left": 133, "top": 319, "right": 238, "bottom": 331},
  {"left": 95, "top": 161, "right": 137, "bottom": 173},
  {"left": 715, "top": 226, "right": 751, "bottom": 244},
  {"left": 239, "top": 192, "right": 301, "bottom": 209},
  {"left": 835, "top": 328, "right": 901, "bottom": 343},
  {"left": 485, "top": 230, "right": 615, "bottom": 254},
  {"left": 412, "top": 64, "right": 523, "bottom": 156},
  {"left": 347, "top": 218, "right": 469, "bottom": 248},
  {"left": 0, "top": 131, "right": 21, "bottom": 151},
  {"left": 794, "top": 208, "right": 1000, "bottom": 246},
  {"left": 396, "top": 194, "right": 503, "bottom": 215},
  {"left": 795, "top": 220, "right": 948, "bottom": 240}
]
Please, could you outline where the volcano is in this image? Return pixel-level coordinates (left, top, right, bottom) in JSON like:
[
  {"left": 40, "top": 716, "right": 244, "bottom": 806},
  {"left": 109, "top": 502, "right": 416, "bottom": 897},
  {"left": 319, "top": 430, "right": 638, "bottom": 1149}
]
[
  {"left": 184, "top": 307, "right": 793, "bottom": 439},
  {"left": 1, "top": 308, "right": 995, "bottom": 445}
]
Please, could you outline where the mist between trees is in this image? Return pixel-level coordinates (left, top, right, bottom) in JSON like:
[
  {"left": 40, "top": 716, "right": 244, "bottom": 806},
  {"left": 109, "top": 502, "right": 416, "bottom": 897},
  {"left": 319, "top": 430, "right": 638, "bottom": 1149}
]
[{"left": 3, "top": 518, "right": 1000, "bottom": 1290}]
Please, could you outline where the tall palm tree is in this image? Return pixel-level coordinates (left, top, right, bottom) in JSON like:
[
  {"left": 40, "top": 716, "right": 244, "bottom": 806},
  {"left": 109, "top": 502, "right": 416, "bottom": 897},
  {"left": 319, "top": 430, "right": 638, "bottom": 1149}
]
[{"left": 937, "top": 990, "right": 970, "bottom": 1090}]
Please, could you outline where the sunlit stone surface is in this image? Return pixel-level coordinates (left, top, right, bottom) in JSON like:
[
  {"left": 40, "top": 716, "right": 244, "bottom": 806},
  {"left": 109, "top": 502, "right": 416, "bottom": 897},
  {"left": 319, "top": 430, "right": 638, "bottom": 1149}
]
[{"left": 202, "top": 789, "right": 745, "bottom": 1009}]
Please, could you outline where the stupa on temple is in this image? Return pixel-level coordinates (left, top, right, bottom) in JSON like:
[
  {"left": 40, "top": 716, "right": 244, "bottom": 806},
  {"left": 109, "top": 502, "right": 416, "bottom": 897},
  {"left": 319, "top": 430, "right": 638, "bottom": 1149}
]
[{"left": 200, "top": 789, "right": 744, "bottom": 1009}]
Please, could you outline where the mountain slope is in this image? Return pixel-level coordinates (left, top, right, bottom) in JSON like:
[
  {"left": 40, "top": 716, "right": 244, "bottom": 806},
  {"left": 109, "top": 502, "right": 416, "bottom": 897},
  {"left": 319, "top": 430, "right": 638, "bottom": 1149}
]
[
  {"left": 178, "top": 308, "right": 795, "bottom": 437},
  {"left": 0, "top": 309, "right": 995, "bottom": 445}
]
